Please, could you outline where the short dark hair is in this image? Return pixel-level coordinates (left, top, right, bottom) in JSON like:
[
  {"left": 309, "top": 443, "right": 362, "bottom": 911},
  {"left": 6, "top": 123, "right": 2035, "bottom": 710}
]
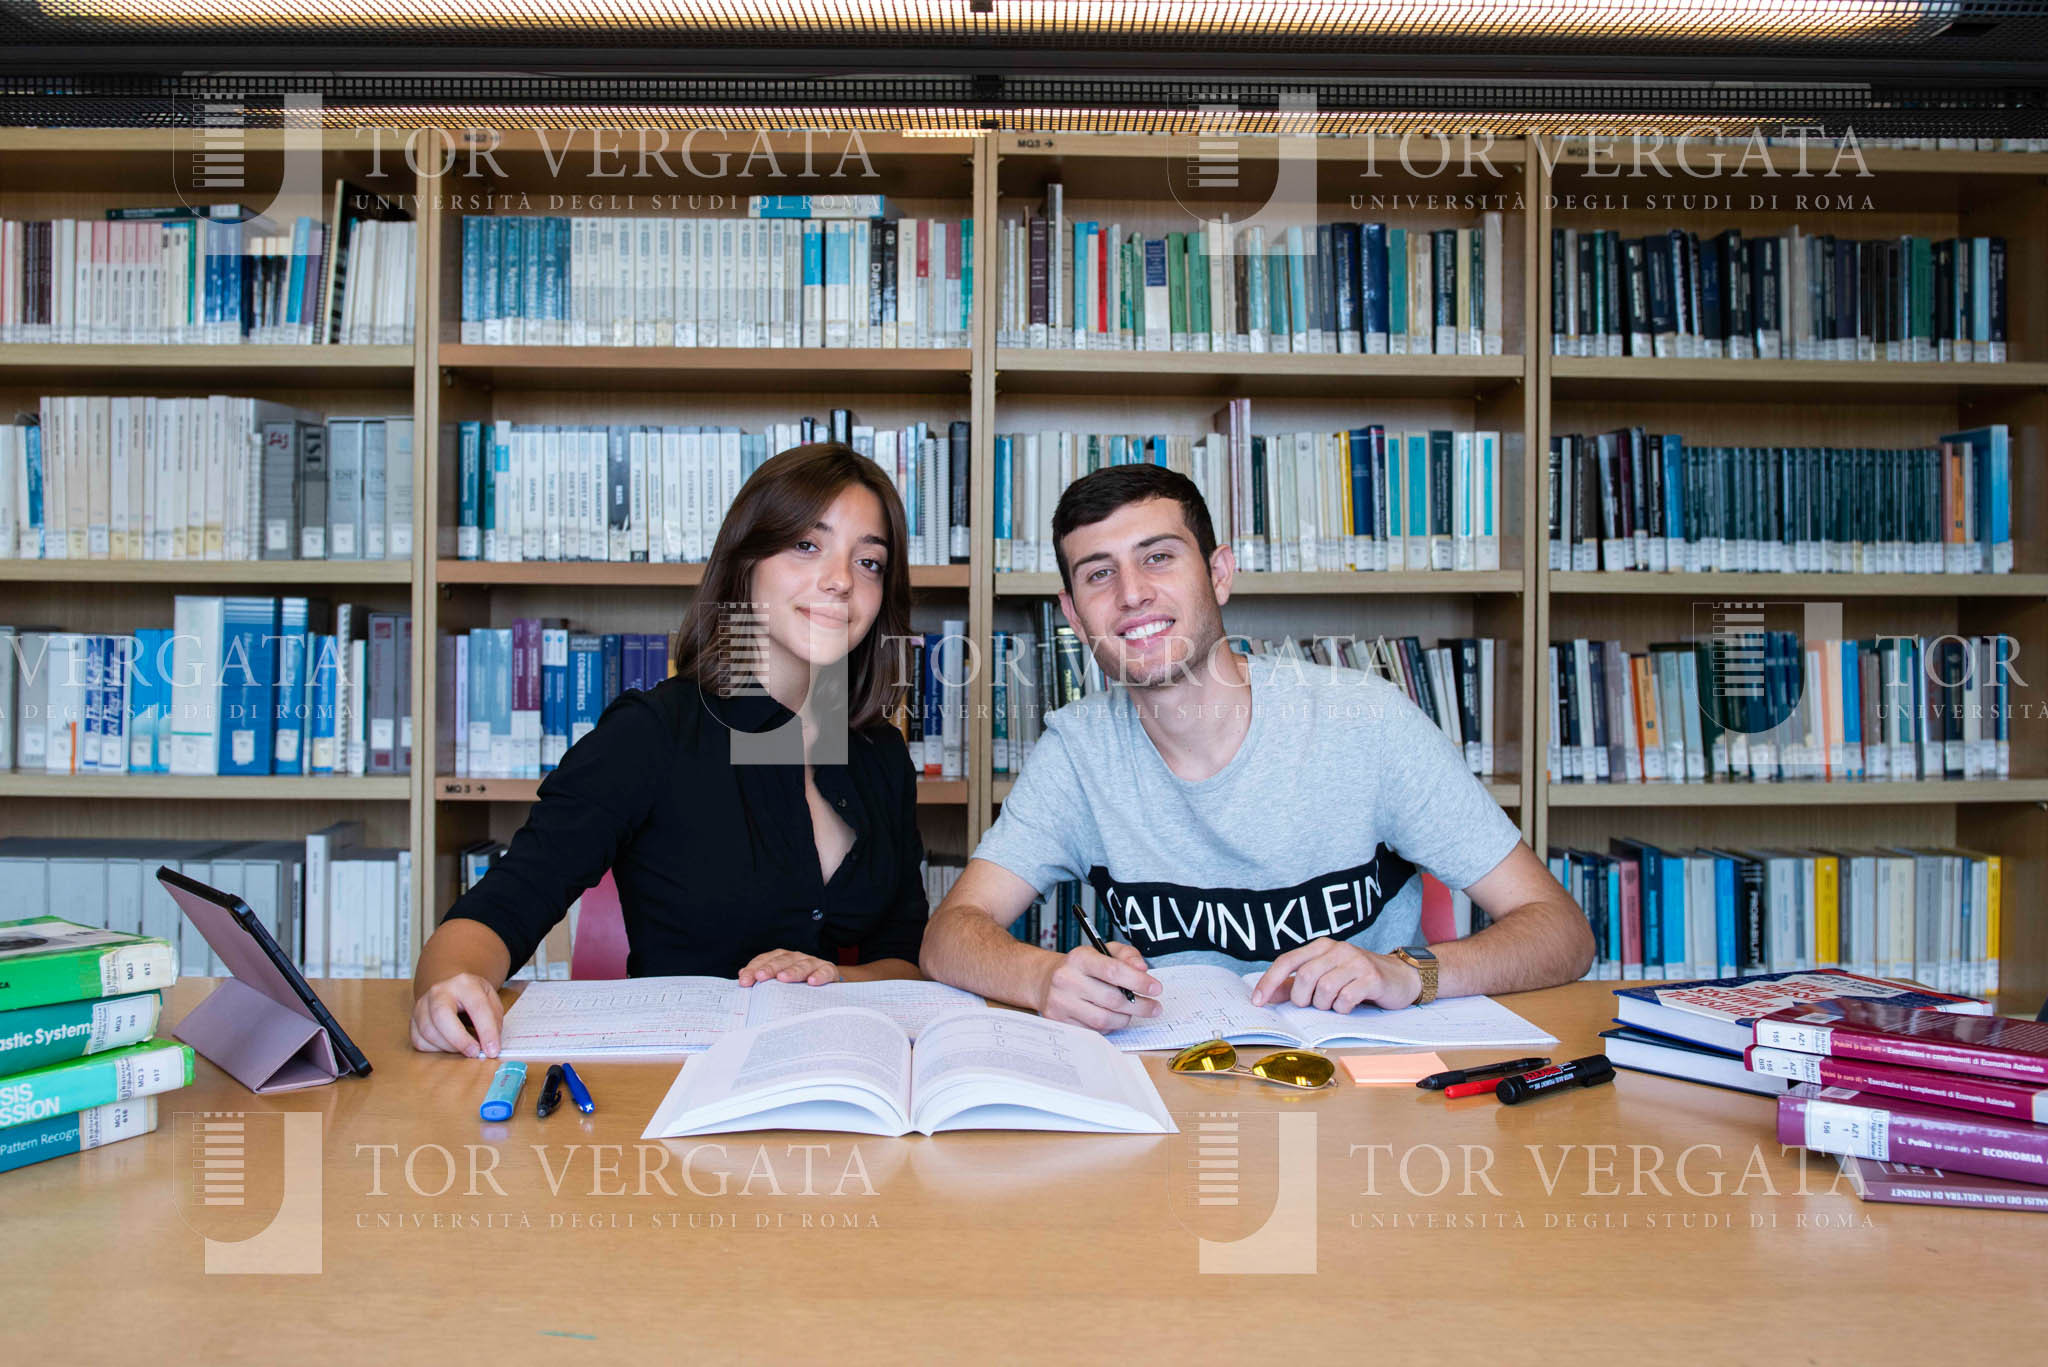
[{"left": 1051, "top": 464, "right": 1219, "bottom": 594}]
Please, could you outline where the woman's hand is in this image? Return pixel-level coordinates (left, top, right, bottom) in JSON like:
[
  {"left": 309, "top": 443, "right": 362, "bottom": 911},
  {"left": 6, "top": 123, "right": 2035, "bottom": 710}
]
[
  {"left": 737, "top": 950, "right": 842, "bottom": 986},
  {"left": 410, "top": 973, "right": 507, "bottom": 1057}
]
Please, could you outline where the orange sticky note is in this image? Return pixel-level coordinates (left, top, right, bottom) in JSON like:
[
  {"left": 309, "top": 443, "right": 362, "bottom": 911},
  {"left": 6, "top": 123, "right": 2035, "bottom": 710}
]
[{"left": 1341, "top": 1052, "right": 1447, "bottom": 1086}]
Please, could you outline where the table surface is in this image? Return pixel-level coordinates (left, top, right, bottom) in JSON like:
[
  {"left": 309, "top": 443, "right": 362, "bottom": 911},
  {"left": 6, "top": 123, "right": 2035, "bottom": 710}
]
[{"left": 5, "top": 978, "right": 2041, "bottom": 1364}]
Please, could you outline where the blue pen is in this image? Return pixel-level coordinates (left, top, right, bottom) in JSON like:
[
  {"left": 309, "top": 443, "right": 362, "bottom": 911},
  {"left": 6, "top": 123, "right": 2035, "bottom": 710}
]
[
  {"left": 559, "top": 1062, "right": 595, "bottom": 1115},
  {"left": 479, "top": 1060, "right": 527, "bottom": 1121}
]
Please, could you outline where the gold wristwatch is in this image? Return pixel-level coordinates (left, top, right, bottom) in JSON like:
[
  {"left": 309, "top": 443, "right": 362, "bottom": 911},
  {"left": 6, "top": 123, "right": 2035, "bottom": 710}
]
[{"left": 1392, "top": 946, "right": 1440, "bottom": 1005}]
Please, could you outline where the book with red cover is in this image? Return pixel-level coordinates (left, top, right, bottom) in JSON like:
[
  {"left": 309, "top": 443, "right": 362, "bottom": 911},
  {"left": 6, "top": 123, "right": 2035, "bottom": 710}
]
[
  {"left": 1779, "top": 1083, "right": 2048, "bottom": 1186},
  {"left": 1748, "top": 1046, "right": 2048, "bottom": 1123},
  {"left": 1835, "top": 1155, "right": 2048, "bottom": 1213},
  {"left": 1613, "top": 968, "right": 1985, "bottom": 1055},
  {"left": 1755, "top": 1001, "right": 2048, "bottom": 1086}
]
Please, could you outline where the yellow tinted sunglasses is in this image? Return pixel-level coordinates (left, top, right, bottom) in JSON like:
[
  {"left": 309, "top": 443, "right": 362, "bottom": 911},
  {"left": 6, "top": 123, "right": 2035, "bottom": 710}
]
[{"left": 1169, "top": 1039, "right": 1337, "bottom": 1090}]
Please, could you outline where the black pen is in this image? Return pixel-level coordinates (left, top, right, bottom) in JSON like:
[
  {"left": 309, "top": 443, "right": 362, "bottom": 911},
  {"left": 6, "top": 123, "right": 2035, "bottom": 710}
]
[
  {"left": 536, "top": 1063, "right": 566, "bottom": 1118},
  {"left": 1416, "top": 1056, "right": 1551, "bottom": 1090},
  {"left": 1064, "top": 902, "right": 1136, "bottom": 1002}
]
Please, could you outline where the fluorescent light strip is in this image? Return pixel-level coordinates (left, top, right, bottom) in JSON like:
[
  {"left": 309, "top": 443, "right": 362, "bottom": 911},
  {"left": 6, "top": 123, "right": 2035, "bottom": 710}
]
[{"left": 51, "top": 0, "right": 1959, "bottom": 40}]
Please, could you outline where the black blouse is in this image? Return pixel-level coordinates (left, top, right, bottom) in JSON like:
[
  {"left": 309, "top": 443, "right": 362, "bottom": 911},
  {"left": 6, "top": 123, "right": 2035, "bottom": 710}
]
[{"left": 444, "top": 677, "right": 929, "bottom": 979}]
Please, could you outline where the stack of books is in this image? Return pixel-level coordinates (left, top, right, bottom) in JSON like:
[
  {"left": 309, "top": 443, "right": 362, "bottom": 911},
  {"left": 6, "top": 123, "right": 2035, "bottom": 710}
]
[
  {"left": 0, "top": 915, "right": 190, "bottom": 1176},
  {"left": 1598, "top": 968, "right": 1986, "bottom": 1097},
  {"left": 1761, "top": 998, "right": 2048, "bottom": 1211}
]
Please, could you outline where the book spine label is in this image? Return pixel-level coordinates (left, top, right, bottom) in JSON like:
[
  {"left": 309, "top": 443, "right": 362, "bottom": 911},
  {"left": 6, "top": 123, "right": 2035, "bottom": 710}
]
[
  {"left": 0, "top": 1097, "right": 158, "bottom": 1175},
  {"left": 1757, "top": 1017, "right": 2048, "bottom": 1086},
  {"left": 0, "top": 940, "right": 178, "bottom": 1013},
  {"left": 1782, "top": 1087, "right": 2048, "bottom": 1186},
  {"left": 1749, "top": 1047, "right": 2048, "bottom": 1123},
  {"left": 0, "top": 1041, "right": 193, "bottom": 1129},
  {"left": 0, "top": 992, "right": 162, "bottom": 1076}
]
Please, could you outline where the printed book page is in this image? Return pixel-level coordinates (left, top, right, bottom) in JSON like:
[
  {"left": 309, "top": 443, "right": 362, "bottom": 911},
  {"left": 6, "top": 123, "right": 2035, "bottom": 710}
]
[
  {"left": 643, "top": 1007, "right": 914, "bottom": 1138},
  {"left": 740, "top": 978, "right": 988, "bottom": 1038},
  {"left": 909, "top": 1010, "right": 1176, "bottom": 1135},
  {"left": 1102, "top": 965, "right": 1298, "bottom": 1052},
  {"left": 498, "top": 976, "right": 750, "bottom": 1059},
  {"left": 501, "top": 976, "right": 991, "bottom": 1059}
]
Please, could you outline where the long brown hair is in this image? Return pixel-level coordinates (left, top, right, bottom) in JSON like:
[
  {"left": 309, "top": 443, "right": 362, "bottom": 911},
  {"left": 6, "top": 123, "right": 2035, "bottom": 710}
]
[{"left": 672, "top": 441, "right": 912, "bottom": 732}]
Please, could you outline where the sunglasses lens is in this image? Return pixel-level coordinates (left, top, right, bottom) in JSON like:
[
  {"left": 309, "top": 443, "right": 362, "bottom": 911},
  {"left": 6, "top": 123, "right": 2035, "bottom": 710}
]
[
  {"left": 1249, "top": 1050, "right": 1336, "bottom": 1089},
  {"left": 1170, "top": 1039, "right": 1238, "bottom": 1073}
]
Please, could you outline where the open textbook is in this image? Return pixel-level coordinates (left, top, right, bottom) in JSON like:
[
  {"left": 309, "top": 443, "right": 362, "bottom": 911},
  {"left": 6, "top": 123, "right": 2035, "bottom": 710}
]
[
  {"left": 500, "top": 977, "right": 988, "bottom": 1061},
  {"left": 642, "top": 1007, "right": 1177, "bottom": 1138},
  {"left": 1105, "top": 965, "right": 1558, "bottom": 1053}
]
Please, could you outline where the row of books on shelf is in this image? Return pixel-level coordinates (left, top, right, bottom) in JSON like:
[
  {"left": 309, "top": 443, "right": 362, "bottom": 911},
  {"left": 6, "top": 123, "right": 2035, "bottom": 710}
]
[
  {"left": 458, "top": 206, "right": 973, "bottom": 349},
  {"left": 1, "top": 402, "right": 414, "bottom": 562},
  {"left": 438, "top": 620, "right": 974, "bottom": 783},
  {"left": 1245, "top": 635, "right": 1506, "bottom": 779},
  {"left": 0, "top": 824, "right": 405, "bottom": 982},
  {"left": 1601, "top": 969, "right": 2048, "bottom": 1211},
  {"left": 998, "top": 190, "right": 1507, "bottom": 356},
  {"left": 996, "top": 407, "right": 1503, "bottom": 574},
  {"left": 1547, "top": 632, "right": 2015, "bottom": 786},
  {"left": 0, "top": 601, "right": 410, "bottom": 778},
  {"left": 1556, "top": 842, "right": 2000, "bottom": 996},
  {"left": 1547, "top": 424, "right": 2013, "bottom": 575},
  {"left": 452, "top": 413, "right": 971, "bottom": 566},
  {"left": 0, "top": 188, "right": 415, "bottom": 346},
  {"left": 1550, "top": 227, "right": 2008, "bottom": 362},
  {"left": 439, "top": 625, "right": 668, "bottom": 779}
]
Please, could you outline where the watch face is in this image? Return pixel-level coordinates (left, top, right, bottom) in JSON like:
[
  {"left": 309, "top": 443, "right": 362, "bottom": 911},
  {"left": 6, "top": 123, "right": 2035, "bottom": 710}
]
[{"left": 1403, "top": 946, "right": 1438, "bottom": 964}]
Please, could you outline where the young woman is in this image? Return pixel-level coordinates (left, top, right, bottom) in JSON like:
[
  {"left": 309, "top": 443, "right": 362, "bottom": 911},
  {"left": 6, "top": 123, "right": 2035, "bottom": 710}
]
[{"left": 411, "top": 442, "right": 929, "bottom": 1057}]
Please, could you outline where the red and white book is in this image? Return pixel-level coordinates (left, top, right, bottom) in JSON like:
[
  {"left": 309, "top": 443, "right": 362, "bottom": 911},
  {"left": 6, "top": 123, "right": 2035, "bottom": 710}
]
[
  {"left": 1748, "top": 1046, "right": 2048, "bottom": 1123},
  {"left": 1779, "top": 1083, "right": 2048, "bottom": 1187},
  {"left": 1755, "top": 1000, "right": 2048, "bottom": 1086}
]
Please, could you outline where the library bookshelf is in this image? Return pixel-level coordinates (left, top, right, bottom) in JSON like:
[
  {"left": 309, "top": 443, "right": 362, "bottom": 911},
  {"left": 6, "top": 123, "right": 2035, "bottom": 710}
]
[{"left": 4, "top": 126, "right": 2043, "bottom": 1009}]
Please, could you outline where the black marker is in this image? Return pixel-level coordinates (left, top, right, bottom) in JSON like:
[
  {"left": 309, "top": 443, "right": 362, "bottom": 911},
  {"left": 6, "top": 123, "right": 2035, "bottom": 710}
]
[
  {"left": 1416, "top": 1056, "right": 1551, "bottom": 1090},
  {"left": 1495, "top": 1054, "right": 1614, "bottom": 1105},
  {"left": 536, "top": 1063, "right": 566, "bottom": 1119}
]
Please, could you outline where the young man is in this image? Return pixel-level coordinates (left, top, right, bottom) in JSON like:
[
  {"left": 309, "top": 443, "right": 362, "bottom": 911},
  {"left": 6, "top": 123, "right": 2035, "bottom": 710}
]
[{"left": 922, "top": 464, "right": 1593, "bottom": 1031}]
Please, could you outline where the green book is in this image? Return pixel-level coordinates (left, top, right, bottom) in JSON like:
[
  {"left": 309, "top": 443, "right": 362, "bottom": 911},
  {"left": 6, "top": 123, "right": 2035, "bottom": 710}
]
[
  {"left": 1166, "top": 232, "right": 1188, "bottom": 346},
  {"left": 1387, "top": 227, "right": 1408, "bottom": 352},
  {"left": 0, "top": 991, "right": 162, "bottom": 1078},
  {"left": 0, "top": 1097, "right": 161, "bottom": 1175},
  {"left": 0, "top": 917, "right": 179, "bottom": 1013},
  {"left": 1188, "top": 229, "right": 1211, "bottom": 342},
  {"left": 0, "top": 1038, "right": 193, "bottom": 1130}
]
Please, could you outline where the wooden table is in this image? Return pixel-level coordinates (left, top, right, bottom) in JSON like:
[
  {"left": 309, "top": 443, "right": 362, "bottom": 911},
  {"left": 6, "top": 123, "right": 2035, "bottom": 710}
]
[{"left": 6, "top": 979, "right": 2040, "bottom": 1363}]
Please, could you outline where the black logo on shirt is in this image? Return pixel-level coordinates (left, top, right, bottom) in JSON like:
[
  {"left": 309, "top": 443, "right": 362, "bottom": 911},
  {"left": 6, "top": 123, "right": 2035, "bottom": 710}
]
[{"left": 1086, "top": 845, "right": 1418, "bottom": 961}]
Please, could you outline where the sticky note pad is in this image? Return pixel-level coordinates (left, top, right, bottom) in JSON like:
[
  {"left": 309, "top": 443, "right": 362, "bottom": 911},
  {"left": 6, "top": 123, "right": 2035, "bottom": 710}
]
[{"left": 1341, "top": 1052, "right": 1447, "bottom": 1086}]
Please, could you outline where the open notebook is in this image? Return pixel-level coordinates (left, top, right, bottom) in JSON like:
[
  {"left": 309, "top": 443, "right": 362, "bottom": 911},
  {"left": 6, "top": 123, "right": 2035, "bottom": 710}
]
[
  {"left": 500, "top": 977, "right": 987, "bottom": 1061},
  {"left": 1105, "top": 965, "right": 1558, "bottom": 1052},
  {"left": 642, "top": 1006, "right": 1177, "bottom": 1138}
]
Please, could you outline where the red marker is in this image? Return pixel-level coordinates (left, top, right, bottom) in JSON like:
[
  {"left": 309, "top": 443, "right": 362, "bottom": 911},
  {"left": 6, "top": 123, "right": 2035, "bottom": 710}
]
[{"left": 1443, "top": 1073, "right": 1523, "bottom": 1099}]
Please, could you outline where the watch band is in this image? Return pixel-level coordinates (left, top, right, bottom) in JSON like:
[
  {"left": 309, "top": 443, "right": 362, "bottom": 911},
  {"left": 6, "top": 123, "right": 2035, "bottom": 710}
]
[{"left": 1396, "top": 949, "right": 1440, "bottom": 1005}]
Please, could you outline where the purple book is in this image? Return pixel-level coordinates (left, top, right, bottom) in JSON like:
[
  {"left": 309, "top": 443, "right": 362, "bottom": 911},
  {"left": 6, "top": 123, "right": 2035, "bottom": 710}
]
[
  {"left": 1779, "top": 1083, "right": 2048, "bottom": 1188},
  {"left": 1836, "top": 1155, "right": 2048, "bottom": 1213}
]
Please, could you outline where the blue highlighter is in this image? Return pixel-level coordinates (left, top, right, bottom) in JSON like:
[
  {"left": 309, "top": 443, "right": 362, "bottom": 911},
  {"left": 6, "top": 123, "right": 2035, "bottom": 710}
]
[{"left": 479, "top": 1060, "right": 527, "bottom": 1121}]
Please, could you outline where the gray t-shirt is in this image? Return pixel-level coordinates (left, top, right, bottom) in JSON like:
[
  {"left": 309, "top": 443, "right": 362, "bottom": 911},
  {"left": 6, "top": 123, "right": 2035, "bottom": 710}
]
[{"left": 975, "top": 652, "right": 1522, "bottom": 969}]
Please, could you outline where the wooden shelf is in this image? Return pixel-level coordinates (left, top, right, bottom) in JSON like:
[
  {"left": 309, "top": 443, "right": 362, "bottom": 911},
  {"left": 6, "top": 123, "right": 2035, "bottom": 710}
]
[
  {"left": 438, "top": 345, "right": 973, "bottom": 393},
  {"left": 1549, "top": 572, "right": 2048, "bottom": 599},
  {"left": 1545, "top": 142, "right": 2046, "bottom": 178},
  {"left": 0, "top": 774, "right": 409, "bottom": 800},
  {"left": 439, "top": 776, "right": 970, "bottom": 804},
  {"left": 1547, "top": 779, "right": 2048, "bottom": 808},
  {"left": 435, "top": 561, "right": 971, "bottom": 589},
  {"left": 0, "top": 559, "right": 413, "bottom": 585},
  {"left": 0, "top": 344, "right": 415, "bottom": 388},
  {"left": 995, "top": 132, "right": 1528, "bottom": 167},
  {"left": 1550, "top": 356, "right": 2048, "bottom": 402},
  {"left": 996, "top": 349, "right": 1525, "bottom": 398},
  {"left": 996, "top": 570, "right": 1521, "bottom": 597}
]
